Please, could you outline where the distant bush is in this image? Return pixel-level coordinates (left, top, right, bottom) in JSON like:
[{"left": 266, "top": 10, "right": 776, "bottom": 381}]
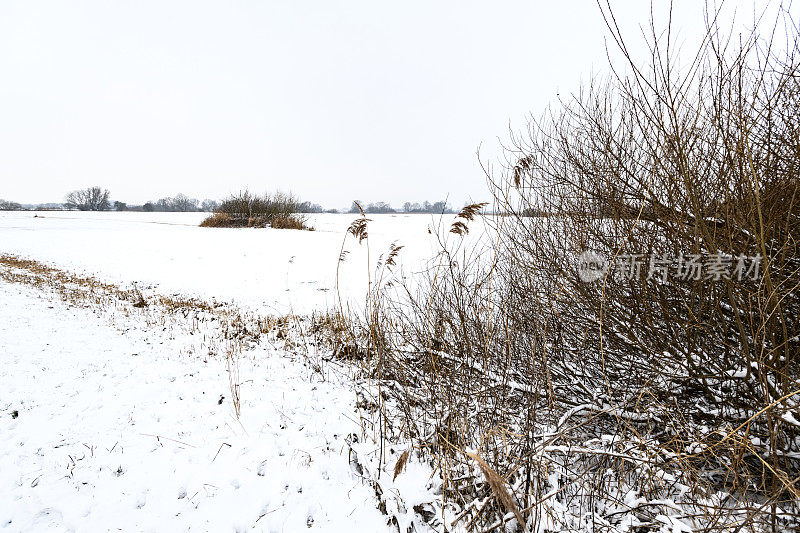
[{"left": 201, "top": 190, "right": 313, "bottom": 230}]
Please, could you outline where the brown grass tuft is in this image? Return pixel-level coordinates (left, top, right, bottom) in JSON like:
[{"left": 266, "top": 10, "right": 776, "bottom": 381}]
[
  {"left": 199, "top": 212, "right": 232, "bottom": 228},
  {"left": 347, "top": 217, "right": 370, "bottom": 243},
  {"left": 393, "top": 449, "right": 410, "bottom": 481},
  {"left": 465, "top": 451, "right": 526, "bottom": 530},
  {"left": 270, "top": 213, "right": 312, "bottom": 231},
  {"left": 450, "top": 202, "right": 488, "bottom": 235}
]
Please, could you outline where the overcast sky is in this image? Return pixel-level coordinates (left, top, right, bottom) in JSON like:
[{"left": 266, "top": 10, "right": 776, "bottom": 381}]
[{"left": 0, "top": 1, "right": 790, "bottom": 208}]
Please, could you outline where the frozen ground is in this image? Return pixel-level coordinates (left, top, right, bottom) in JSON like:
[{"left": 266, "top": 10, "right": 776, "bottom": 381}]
[
  {"left": 0, "top": 211, "right": 487, "bottom": 315},
  {"left": 0, "top": 278, "right": 440, "bottom": 532}
]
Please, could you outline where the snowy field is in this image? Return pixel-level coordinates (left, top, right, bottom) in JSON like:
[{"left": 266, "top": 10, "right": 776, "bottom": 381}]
[
  {"left": 0, "top": 211, "right": 487, "bottom": 315},
  {"left": 0, "top": 283, "right": 397, "bottom": 531},
  {"left": 0, "top": 211, "right": 470, "bottom": 532}
]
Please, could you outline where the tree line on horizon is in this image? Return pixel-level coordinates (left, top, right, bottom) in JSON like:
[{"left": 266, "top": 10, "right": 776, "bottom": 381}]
[
  {"left": 0, "top": 186, "right": 463, "bottom": 215},
  {"left": 348, "top": 200, "right": 454, "bottom": 214}
]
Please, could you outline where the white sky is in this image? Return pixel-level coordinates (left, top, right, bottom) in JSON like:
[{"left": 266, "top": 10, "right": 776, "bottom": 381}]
[{"left": 0, "top": 1, "right": 790, "bottom": 208}]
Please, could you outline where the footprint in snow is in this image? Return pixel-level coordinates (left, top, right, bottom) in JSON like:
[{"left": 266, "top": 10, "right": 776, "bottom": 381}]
[{"left": 29, "top": 508, "right": 63, "bottom": 528}]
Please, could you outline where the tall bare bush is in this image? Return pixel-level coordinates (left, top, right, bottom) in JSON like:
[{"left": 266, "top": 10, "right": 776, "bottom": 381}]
[{"left": 351, "top": 5, "right": 799, "bottom": 531}]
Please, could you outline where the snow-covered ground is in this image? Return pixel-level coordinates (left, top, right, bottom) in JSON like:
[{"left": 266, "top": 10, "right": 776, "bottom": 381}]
[
  {"left": 0, "top": 211, "right": 484, "bottom": 315},
  {"left": 0, "top": 212, "right": 462, "bottom": 532},
  {"left": 0, "top": 281, "right": 395, "bottom": 531}
]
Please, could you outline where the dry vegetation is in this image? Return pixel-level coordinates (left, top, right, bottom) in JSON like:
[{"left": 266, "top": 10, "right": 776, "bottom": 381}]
[
  {"left": 0, "top": 253, "right": 345, "bottom": 422},
  {"left": 335, "top": 5, "right": 800, "bottom": 532},
  {"left": 199, "top": 190, "right": 313, "bottom": 230}
]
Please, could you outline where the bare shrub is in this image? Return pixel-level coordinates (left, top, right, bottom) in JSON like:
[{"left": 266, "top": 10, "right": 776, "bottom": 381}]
[
  {"left": 345, "top": 5, "right": 800, "bottom": 531},
  {"left": 201, "top": 189, "right": 312, "bottom": 230},
  {"left": 493, "top": 5, "right": 800, "bottom": 520}
]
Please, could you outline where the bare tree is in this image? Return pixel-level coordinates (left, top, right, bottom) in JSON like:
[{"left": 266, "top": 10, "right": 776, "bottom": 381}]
[
  {"left": 170, "top": 194, "right": 200, "bottom": 212},
  {"left": 365, "top": 201, "right": 395, "bottom": 214},
  {"left": 0, "top": 199, "right": 22, "bottom": 210},
  {"left": 201, "top": 199, "right": 219, "bottom": 212},
  {"left": 400, "top": 200, "right": 453, "bottom": 213},
  {"left": 64, "top": 187, "right": 111, "bottom": 211}
]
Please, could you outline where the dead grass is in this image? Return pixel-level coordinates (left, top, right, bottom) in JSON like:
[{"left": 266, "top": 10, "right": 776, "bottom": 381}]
[
  {"left": 0, "top": 252, "right": 359, "bottom": 435},
  {"left": 0, "top": 254, "right": 336, "bottom": 351},
  {"left": 198, "top": 212, "right": 232, "bottom": 228},
  {"left": 270, "top": 214, "right": 313, "bottom": 231},
  {"left": 330, "top": 5, "right": 800, "bottom": 531},
  {"left": 200, "top": 212, "right": 312, "bottom": 231}
]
